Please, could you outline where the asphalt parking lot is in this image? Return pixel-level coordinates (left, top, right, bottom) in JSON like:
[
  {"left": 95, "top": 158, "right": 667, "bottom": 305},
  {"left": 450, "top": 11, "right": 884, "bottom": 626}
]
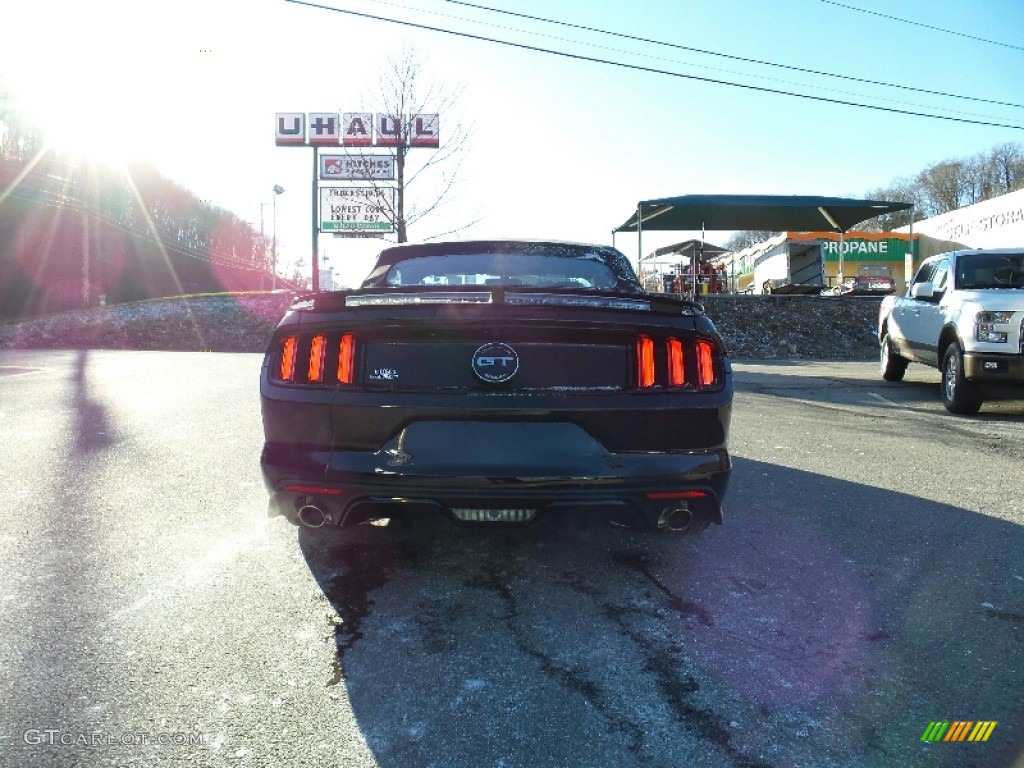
[{"left": 0, "top": 351, "right": 1021, "bottom": 767}]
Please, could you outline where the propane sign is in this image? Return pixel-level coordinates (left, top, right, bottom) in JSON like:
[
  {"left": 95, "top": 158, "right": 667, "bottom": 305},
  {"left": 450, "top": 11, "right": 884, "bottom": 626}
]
[{"left": 320, "top": 187, "right": 395, "bottom": 233}]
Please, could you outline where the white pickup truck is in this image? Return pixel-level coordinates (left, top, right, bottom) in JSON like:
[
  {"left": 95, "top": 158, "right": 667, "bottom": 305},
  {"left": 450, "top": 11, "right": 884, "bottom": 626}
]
[{"left": 878, "top": 248, "right": 1024, "bottom": 414}]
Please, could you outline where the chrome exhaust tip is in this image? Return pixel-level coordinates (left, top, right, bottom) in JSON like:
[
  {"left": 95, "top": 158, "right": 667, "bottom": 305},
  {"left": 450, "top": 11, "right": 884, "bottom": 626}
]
[
  {"left": 657, "top": 505, "right": 694, "bottom": 533},
  {"left": 297, "top": 503, "right": 327, "bottom": 528}
]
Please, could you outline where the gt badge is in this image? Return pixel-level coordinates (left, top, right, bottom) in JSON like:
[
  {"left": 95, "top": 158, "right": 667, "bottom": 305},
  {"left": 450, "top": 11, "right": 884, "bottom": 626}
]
[{"left": 472, "top": 342, "right": 519, "bottom": 383}]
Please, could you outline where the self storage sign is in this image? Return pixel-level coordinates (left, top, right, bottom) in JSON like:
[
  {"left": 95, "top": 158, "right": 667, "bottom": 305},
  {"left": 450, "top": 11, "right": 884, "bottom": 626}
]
[{"left": 320, "top": 187, "right": 395, "bottom": 233}]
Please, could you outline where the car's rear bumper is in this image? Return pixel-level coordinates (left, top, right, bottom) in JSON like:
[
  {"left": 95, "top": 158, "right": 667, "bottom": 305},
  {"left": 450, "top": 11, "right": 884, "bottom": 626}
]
[{"left": 261, "top": 421, "right": 731, "bottom": 533}]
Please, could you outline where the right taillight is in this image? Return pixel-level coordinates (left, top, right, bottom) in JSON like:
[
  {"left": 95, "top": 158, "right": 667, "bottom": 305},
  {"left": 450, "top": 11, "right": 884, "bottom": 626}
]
[
  {"left": 695, "top": 339, "right": 716, "bottom": 387},
  {"left": 635, "top": 336, "right": 718, "bottom": 390}
]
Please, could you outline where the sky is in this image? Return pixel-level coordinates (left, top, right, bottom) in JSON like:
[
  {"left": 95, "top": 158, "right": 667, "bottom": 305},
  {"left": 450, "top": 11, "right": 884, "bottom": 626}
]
[{"left": 2, "top": 0, "right": 1023, "bottom": 287}]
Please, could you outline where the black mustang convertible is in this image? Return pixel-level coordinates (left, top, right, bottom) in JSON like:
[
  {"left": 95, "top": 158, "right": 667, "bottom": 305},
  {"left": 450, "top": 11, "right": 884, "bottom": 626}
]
[{"left": 260, "top": 240, "right": 732, "bottom": 535}]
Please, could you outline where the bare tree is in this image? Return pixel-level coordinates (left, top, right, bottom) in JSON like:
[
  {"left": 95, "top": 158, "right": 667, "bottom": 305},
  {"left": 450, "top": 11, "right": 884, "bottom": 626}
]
[
  {"left": 862, "top": 141, "right": 1024, "bottom": 227},
  {"left": 984, "top": 142, "right": 1024, "bottom": 196},
  {"left": 860, "top": 179, "right": 921, "bottom": 231},
  {"left": 347, "top": 47, "right": 474, "bottom": 243},
  {"left": 724, "top": 230, "right": 778, "bottom": 252},
  {"left": 916, "top": 160, "right": 970, "bottom": 217}
]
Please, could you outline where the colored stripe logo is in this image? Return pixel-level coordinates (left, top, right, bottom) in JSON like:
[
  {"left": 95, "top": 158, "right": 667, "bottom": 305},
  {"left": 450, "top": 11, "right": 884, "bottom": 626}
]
[{"left": 921, "top": 721, "right": 997, "bottom": 742}]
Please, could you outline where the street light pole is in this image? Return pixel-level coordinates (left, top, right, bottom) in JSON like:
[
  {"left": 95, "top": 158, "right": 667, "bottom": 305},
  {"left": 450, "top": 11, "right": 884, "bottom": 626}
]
[
  {"left": 259, "top": 202, "right": 268, "bottom": 291},
  {"left": 271, "top": 184, "right": 284, "bottom": 290}
]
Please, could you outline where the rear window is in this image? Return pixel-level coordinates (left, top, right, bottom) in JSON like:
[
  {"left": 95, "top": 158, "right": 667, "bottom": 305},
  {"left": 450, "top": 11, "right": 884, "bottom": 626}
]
[{"left": 383, "top": 252, "right": 620, "bottom": 290}]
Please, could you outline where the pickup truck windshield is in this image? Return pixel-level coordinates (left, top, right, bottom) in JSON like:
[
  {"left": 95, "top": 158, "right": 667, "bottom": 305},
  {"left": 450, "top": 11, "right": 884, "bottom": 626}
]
[{"left": 956, "top": 253, "right": 1024, "bottom": 289}]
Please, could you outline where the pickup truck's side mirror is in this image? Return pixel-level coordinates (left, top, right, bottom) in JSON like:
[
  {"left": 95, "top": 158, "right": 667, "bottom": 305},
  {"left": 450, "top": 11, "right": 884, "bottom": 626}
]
[{"left": 910, "top": 282, "right": 936, "bottom": 299}]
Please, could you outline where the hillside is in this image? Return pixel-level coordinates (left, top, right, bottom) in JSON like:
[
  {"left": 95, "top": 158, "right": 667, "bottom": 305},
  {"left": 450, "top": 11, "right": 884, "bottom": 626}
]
[
  {"left": 0, "top": 155, "right": 277, "bottom": 321},
  {"left": 0, "top": 292, "right": 883, "bottom": 360}
]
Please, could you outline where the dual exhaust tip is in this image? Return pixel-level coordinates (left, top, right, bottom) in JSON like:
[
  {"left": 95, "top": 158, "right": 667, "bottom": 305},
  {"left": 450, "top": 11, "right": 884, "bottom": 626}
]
[
  {"left": 298, "top": 499, "right": 707, "bottom": 533},
  {"left": 297, "top": 502, "right": 328, "bottom": 528},
  {"left": 657, "top": 505, "right": 697, "bottom": 533}
]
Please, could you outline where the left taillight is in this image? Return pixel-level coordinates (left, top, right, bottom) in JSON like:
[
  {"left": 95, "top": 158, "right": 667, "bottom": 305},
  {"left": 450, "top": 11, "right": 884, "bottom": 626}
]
[
  {"left": 273, "top": 332, "right": 356, "bottom": 386},
  {"left": 635, "top": 335, "right": 720, "bottom": 390}
]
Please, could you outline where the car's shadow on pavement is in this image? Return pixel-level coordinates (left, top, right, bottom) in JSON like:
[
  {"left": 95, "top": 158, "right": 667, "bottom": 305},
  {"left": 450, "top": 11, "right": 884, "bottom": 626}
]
[{"left": 298, "top": 458, "right": 1024, "bottom": 768}]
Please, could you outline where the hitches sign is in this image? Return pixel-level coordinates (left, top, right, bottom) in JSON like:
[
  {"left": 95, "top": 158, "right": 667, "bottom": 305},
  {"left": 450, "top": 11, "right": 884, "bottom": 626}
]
[
  {"left": 320, "top": 187, "right": 396, "bottom": 233},
  {"left": 320, "top": 154, "right": 396, "bottom": 181},
  {"left": 276, "top": 112, "right": 439, "bottom": 147}
]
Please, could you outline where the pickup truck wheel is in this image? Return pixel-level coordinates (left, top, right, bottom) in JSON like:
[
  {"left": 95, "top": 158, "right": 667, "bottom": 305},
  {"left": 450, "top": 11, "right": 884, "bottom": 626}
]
[
  {"left": 941, "top": 344, "right": 982, "bottom": 415},
  {"left": 879, "top": 334, "right": 908, "bottom": 382}
]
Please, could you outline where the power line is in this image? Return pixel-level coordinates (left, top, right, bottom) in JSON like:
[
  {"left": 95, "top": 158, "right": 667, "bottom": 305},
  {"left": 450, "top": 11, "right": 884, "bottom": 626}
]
[
  {"left": 820, "top": 0, "right": 1024, "bottom": 52},
  {"left": 284, "top": 0, "right": 1024, "bottom": 130},
  {"left": 446, "top": 0, "right": 1024, "bottom": 110}
]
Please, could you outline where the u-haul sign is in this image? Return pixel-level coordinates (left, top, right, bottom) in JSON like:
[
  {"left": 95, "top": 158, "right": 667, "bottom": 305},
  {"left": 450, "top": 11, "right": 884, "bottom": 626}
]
[{"left": 276, "top": 112, "right": 439, "bottom": 147}]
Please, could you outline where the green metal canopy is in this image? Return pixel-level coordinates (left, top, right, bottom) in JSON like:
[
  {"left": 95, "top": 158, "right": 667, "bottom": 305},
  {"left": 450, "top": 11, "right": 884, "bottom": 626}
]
[{"left": 614, "top": 194, "right": 912, "bottom": 234}]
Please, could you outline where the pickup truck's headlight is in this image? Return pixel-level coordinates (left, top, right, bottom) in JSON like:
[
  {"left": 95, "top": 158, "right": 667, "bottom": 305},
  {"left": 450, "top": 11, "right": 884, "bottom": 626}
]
[{"left": 975, "top": 311, "right": 1013, "bottom": 343}]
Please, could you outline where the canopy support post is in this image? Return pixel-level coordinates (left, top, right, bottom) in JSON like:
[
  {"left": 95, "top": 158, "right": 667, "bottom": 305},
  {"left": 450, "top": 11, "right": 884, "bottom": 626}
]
[
  {"left": 636, "top": 203, "right": 643, "bottom": 284},
  {"left": 906, "top": 205, "right": 915, "bottom": 288}
]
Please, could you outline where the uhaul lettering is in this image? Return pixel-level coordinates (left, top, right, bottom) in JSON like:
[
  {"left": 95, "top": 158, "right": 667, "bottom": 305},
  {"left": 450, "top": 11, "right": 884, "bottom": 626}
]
[
  {"left": 343, "top": 113, "right": 373, "bottom": 147},
  {"left": 275, "top": 113, "right": 305, "bottom": 145}
]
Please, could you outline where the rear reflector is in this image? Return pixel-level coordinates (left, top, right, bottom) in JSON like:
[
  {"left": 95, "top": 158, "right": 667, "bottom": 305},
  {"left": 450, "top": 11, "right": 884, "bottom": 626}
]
[
  {"left": 452, "top": 508, "right": 537, "bottom": 523},
  {"left": 284, "top": 484, "right": 344, "bottom": 495},
  {"left": 645, "top": 490, "right": 710, "bottom": 500}
]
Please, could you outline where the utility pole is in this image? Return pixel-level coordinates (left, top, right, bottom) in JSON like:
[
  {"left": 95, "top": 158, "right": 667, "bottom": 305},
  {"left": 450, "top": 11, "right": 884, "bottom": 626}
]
[
  {"left": 259, "top": 202, "right": 268, "bottom": 291},
  {"left": 272, "top": 185, "right": 284, "bottom": 290}
]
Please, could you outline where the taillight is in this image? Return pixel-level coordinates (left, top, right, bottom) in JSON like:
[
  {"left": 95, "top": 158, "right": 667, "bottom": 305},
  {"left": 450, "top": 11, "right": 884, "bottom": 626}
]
[
  {"left": 280, "top": 336, "right": 297, "bottom": 382},
  {"left": 337, "top": 333, "right": 355, "bottom": 384},
  {"left": 307, "top": 334, "right": 326, "bottom": 383},
  {"left": 636, "top": 336, "right": 655, "bottom": 388},
  {"left": 696, "top": 339, "right": 716, "bottom": 387},
  {"left": 667, "top": 338, "right": 685, "bottom": 386},
  {"left": 273, "top": 333, "right": 356, "bottom": 386},
  {"left": 635, "top": 335, "right": 719, "bottom": 390}
]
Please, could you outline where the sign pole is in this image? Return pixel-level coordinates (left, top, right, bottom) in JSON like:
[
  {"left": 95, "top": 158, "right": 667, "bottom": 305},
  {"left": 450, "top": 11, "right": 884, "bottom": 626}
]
[{"left": 311, "top": 146, "right": 320, "bottom": 292}]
